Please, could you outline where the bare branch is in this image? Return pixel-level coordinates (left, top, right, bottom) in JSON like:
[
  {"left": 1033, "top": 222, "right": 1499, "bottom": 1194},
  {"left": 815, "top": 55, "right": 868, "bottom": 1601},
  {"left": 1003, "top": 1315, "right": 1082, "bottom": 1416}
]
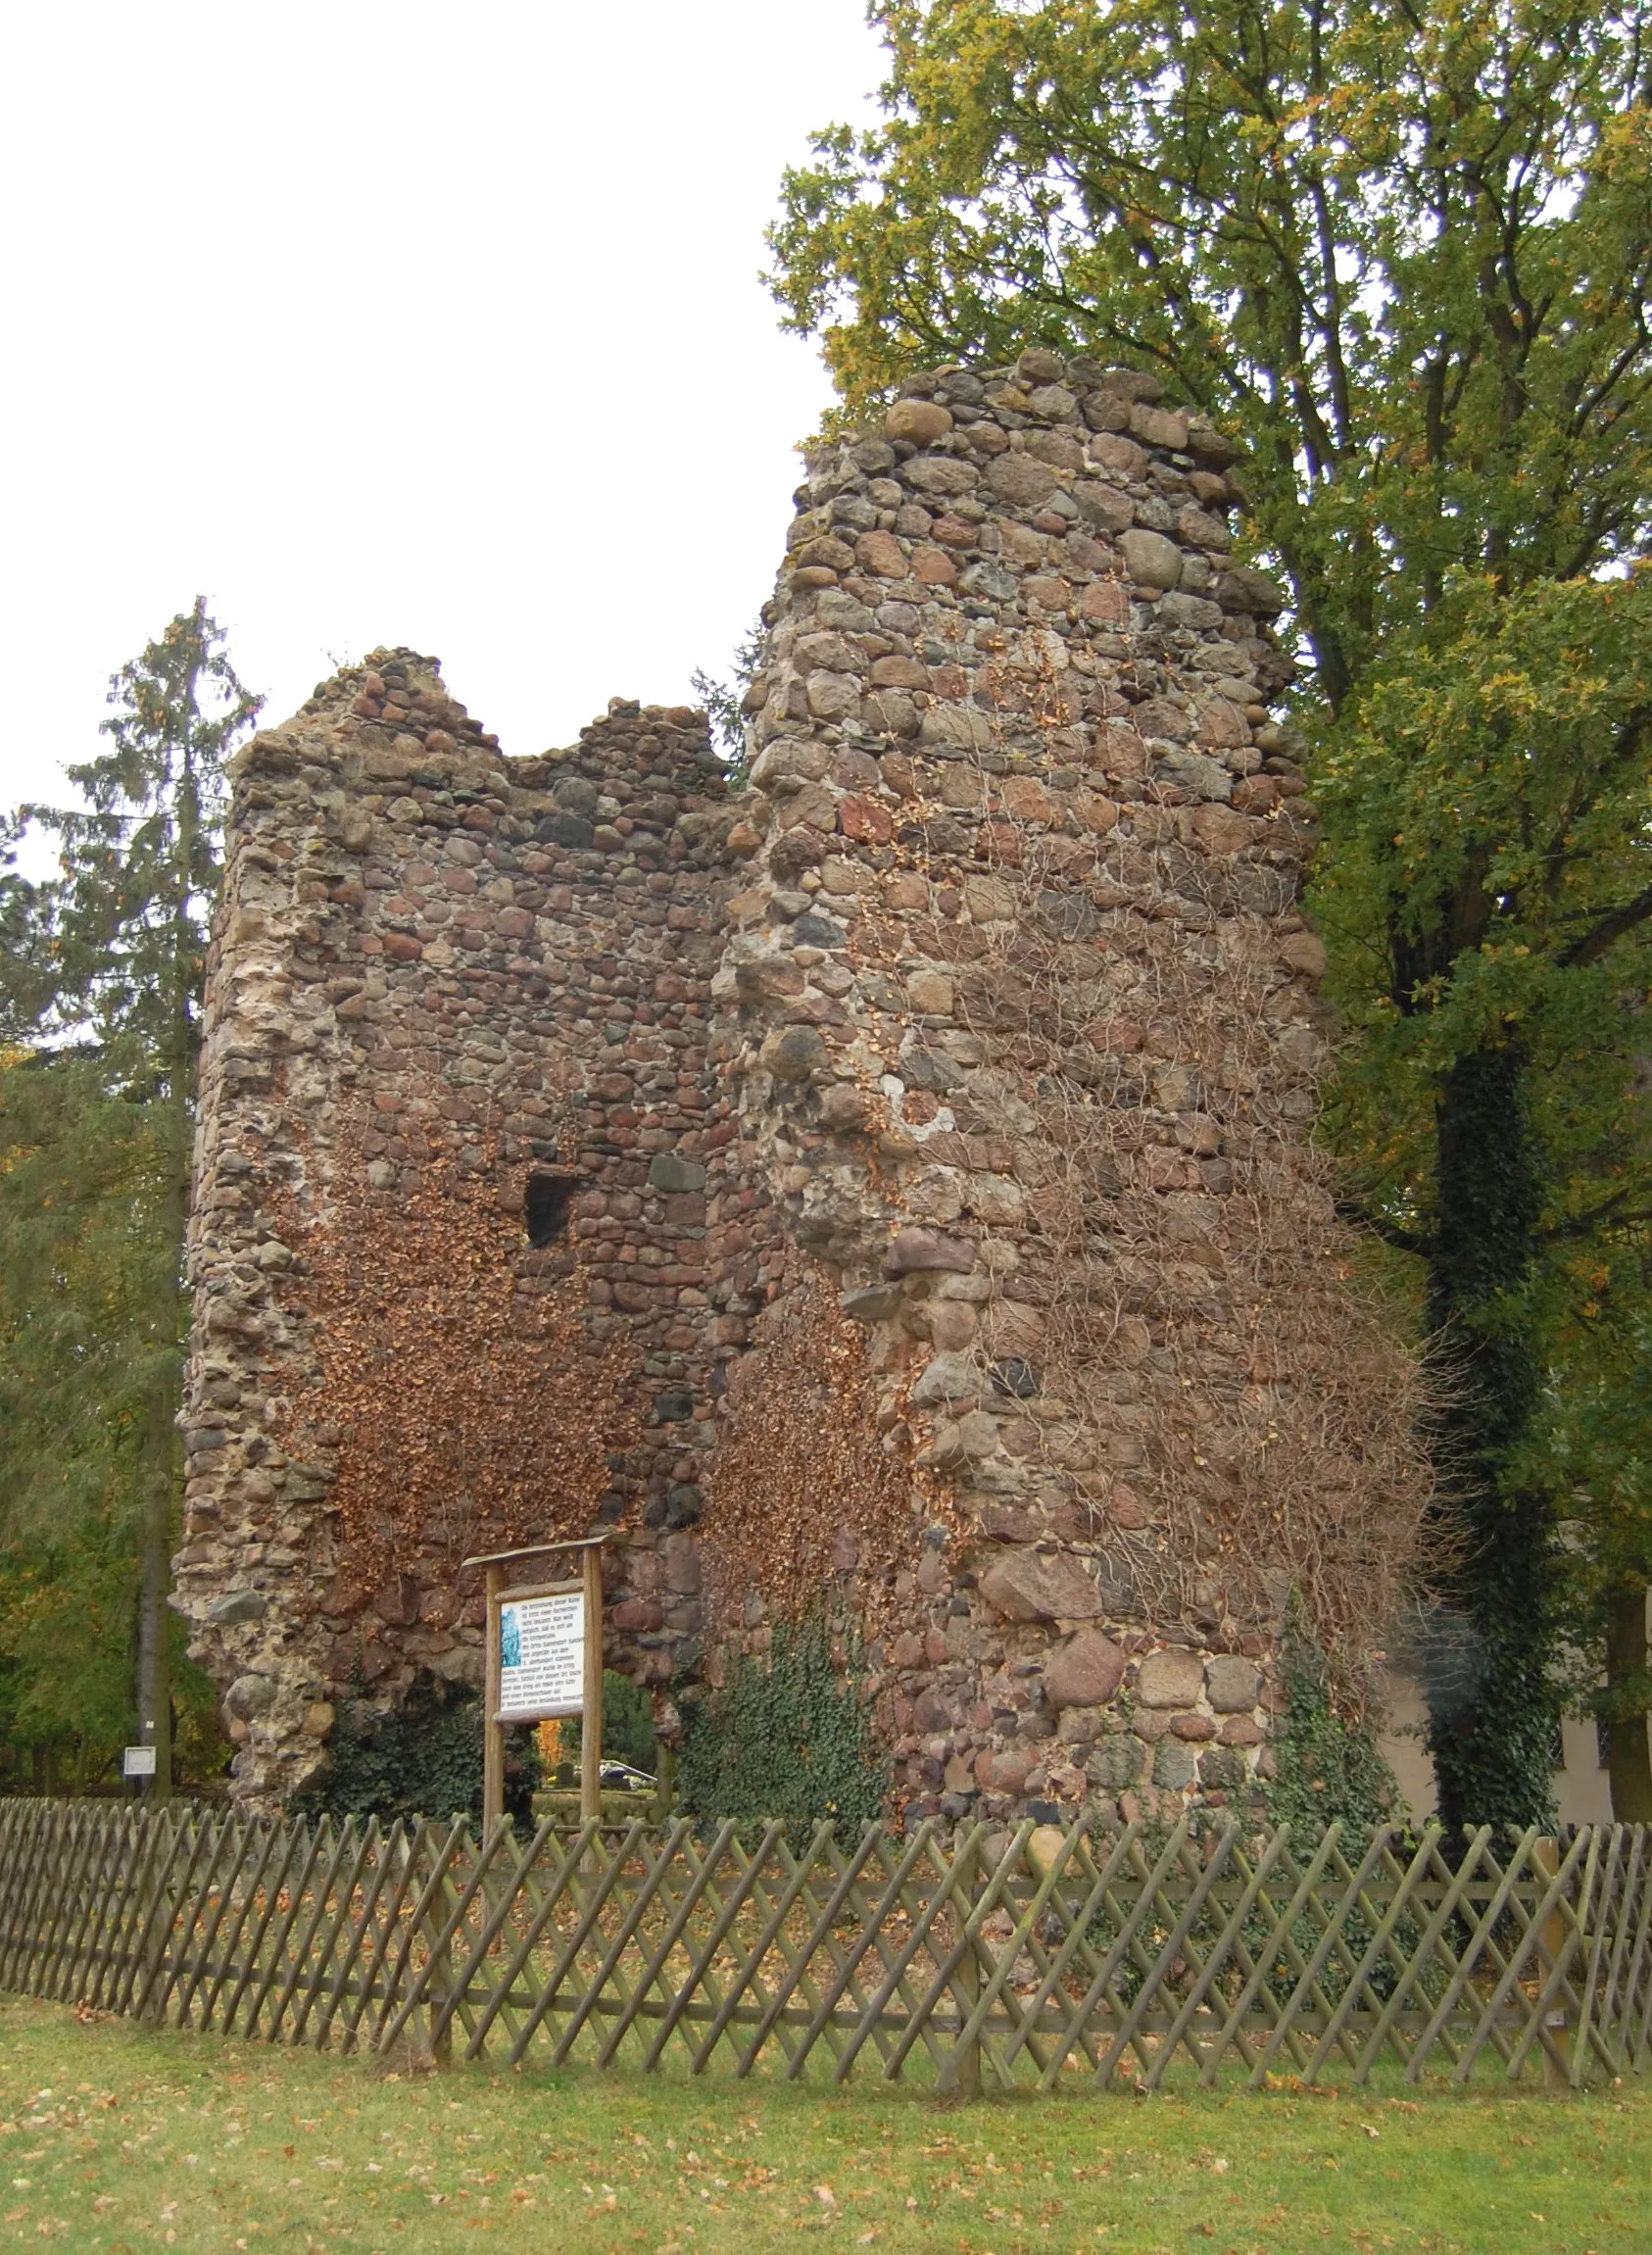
[{"left": 1561, "top": 885, "right": 1652, "bottom": 969}]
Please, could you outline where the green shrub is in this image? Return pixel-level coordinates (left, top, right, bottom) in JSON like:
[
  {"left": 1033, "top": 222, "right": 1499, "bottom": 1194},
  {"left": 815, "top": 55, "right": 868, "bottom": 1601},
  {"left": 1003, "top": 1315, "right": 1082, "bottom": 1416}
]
[
  {"left": 295, "top": 1677, "right": 538, "bottom": 1827},
  {"left": 563, "top": 1670, "right": 656, "bottom": 1777},
  {"left": 677, "top": 1610, "right": 888, "bottom": 1836},
  {"left": 1267, "top": 1609, "right": 1397, "bottom": 1834}
]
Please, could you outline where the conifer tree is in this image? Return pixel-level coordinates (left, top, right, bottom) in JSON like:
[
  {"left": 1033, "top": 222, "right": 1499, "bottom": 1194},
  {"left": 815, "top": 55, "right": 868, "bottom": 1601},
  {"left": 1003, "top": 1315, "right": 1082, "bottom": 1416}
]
[
  {"left": 2, "top": 601, "right": 260, "bottom": 1795},
  {"left": 0, "top": 1051, "right": 189, "bottom": 1787}
]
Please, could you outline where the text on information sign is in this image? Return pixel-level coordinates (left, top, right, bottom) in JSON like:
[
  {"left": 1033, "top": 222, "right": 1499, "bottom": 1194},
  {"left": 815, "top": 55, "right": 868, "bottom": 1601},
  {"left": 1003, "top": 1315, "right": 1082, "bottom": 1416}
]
[{"left": 497, "top": 1591, "right": 585, "bottom": 1723}]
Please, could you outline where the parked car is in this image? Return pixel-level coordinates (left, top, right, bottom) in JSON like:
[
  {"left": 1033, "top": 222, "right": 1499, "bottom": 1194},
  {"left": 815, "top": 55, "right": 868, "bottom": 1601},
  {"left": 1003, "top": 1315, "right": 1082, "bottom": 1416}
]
[{"left": 599, "top": 1760, "right": 656, "bottom": 1793}]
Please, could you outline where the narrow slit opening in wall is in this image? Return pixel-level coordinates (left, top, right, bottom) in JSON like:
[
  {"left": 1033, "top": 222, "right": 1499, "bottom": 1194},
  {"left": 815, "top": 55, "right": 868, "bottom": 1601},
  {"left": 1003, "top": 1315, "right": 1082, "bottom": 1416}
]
[{"left": 525, "top": 1173, "right": 578, "bottom": 1248}]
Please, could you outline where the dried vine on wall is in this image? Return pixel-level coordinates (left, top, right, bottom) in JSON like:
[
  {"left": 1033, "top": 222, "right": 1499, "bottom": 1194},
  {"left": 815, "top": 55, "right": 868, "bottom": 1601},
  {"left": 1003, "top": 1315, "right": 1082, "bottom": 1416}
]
[
  {"left": 827, "top": 613, "right": 1431, "bottom": 1680},
  {"left": 702, "top": 1272, "right": 922, "bottom": 1643},
  {"left": 274, "top": 1108, "right": 641, "bottom": 1612},
  {"left": 944, "top": 753, "right": 1433, "bottom": 1669}
]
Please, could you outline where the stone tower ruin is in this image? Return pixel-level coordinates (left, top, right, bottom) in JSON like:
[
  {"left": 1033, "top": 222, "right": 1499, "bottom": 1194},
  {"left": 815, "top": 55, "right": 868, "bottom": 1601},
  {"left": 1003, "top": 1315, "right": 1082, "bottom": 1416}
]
[{"left": 178, "top": 350, "right": 1423, "bottom": 1820}]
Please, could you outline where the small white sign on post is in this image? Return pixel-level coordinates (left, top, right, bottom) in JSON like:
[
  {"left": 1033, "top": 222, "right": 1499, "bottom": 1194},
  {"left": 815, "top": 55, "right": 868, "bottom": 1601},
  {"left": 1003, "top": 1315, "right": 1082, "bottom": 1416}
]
[
  {"left": 122, "top": 1745, "right": 157, "bottom": 1778},
  {"left": 496, "top": 1591, "right": 585, "bottom": 1724}
]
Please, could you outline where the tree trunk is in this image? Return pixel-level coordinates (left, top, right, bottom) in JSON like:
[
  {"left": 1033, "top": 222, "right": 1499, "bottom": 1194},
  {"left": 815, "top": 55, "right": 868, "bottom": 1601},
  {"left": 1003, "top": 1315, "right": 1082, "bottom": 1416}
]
[
  {"left": 135, "top": 1406, "right": 174, "bottom": 1802},
  {"left": 1424, "top": 1043, "right": 1559, "bottom": 1833},
  {"left": 133, "top": 616, "right": 207, "bottom": 1805},
  {"left": 1605, "top": 1580, "right": 1652, "bottom": 1825},
  {"left": 135, "top": 1126, "right": 184, "bottom": 1802}
]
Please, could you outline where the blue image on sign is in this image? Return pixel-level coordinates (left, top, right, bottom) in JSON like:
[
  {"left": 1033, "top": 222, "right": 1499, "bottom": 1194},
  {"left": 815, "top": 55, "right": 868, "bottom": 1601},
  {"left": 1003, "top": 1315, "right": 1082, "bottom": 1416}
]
[{"left": 500, "top": 1605, "right": 523, "bottom": 1670}]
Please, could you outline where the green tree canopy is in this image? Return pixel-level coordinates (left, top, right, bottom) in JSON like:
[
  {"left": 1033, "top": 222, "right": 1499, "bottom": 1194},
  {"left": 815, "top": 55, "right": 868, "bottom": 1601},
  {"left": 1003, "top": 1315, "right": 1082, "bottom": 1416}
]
[
  {"left": 1318, "top": 566, "right": 1652, "bottom": 1822},
  {"left": 771, "top": 0, "right": 1652, "bottom": 708},
  {"left": 0, "top": 1048, "right": 217, "bottom": 1789}
]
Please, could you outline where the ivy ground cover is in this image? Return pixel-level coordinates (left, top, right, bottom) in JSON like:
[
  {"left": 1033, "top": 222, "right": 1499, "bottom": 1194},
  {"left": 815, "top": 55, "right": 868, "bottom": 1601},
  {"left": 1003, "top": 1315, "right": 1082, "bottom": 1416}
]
[{"left": 0, "top": 1994, "right": 1644, "bottom": 2252}]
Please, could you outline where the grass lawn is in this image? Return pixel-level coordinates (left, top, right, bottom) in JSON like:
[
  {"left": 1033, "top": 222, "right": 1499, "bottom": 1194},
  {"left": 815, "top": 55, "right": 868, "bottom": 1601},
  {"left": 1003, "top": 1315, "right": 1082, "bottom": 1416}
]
[{"left": 0, "top": 1995, "right": 1645, "bottom": 2253}]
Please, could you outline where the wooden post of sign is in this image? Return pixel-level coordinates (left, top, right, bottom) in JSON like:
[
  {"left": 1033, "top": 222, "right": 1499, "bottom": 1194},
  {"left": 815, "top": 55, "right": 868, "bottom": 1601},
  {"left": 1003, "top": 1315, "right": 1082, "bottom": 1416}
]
[
  {"left": 581, "top": 1542, "right": 604, "bottom": 1825},
  {"left": 483, "top": 1564, "right": 505, "bottom": 1839}
]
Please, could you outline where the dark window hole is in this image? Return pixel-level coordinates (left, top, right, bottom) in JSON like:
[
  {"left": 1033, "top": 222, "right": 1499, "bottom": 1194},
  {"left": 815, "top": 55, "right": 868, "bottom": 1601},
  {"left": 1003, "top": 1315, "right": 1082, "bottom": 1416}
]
[{"left": 525, "top": 1173, "right": 578, "bottom": 1247}]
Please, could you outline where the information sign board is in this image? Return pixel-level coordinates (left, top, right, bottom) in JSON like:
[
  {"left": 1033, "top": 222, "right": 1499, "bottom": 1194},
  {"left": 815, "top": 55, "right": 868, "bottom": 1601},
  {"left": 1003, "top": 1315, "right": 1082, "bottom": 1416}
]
[
  {"left": 464, "top": 1535, "right": 607, "bottom": 1835},
  {"left": 122, "top": 1745, "right": 157, "bottom": 1778},
  {"left": 496, "top": 1590, "right": 585, "bottom": 1723}
]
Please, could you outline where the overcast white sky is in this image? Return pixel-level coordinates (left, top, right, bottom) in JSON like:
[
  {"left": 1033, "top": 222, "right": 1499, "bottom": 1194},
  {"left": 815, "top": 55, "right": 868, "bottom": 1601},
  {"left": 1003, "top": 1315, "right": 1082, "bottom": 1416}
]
[{"left": 0, "top": 2, "right": 885, "bottom": 819}]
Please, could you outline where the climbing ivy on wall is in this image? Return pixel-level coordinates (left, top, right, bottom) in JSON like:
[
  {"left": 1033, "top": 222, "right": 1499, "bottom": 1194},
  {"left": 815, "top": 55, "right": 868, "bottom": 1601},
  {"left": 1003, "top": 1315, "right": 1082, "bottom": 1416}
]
[
  {"left": 677, "top": 1610, "right": 888, "bottom": 1836},
  {"left": 1265, "top": 1610, "right": 1398, "bottom": 1835}
]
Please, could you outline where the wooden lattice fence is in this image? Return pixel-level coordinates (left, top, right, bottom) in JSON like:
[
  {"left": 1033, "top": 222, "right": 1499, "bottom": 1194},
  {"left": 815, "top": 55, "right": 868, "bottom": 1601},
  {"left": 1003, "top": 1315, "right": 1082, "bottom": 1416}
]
[{"left": 1, "top": 1800, "right": 1649, "bottom": 2092}]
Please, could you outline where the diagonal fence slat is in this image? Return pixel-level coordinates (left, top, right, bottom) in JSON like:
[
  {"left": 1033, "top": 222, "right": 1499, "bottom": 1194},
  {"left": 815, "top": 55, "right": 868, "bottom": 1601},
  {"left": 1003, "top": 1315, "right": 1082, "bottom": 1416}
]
[
  {"left": 1507, "top": 1828, "right": 1601, "bottom": 2087},
  {"left": 171, "top": 1815, "right": 244, "bottom": 2029},
  {"left": 550, "top": 1819, "right": 698, "bottom": 2066},
  {"left": 798, "top": 1829, "right": 921, "bottom": 2076},
  {"left": 365, "top": 1818, "right": 465, "bottom": 2053},
  {"left": 783, "top": 1822, "right": 942, "bottom": 2081},
  {"left": 593, "top": 1819, "right": 740, "bottom": 2068},
  {"left": 45, "top": 1806, "right": 103, "bottom": 2005},
  {"left": 753, "top": 1828, "right": 874, "bottom": 2073},
  {"left": 995, "top": 1821, "right": 1134, "bottom": 2087},
  {"left": 1064, "top": 1823, "right": 1199, "bottom": 2088},
  {"left": 1572, "top": 1826, "right": 1624, "bottom": 2085},
  {"left": 630, "top": 1821, "right": 784, "bottom": 2070},
  {"left": 1349, "top": 1825, "right": 1480, "bottom": 2080},
  {"left": 733, "top": 1822, "right": 894, "bottom": 2078},
  {"left": 239, "top": 1818, "right": 327, "bottom": 2038},
  {"left": 37, "top": 1805, "right": 100, "bottom": 2005},
  {"left": 1613, "top": 1827, "right": 1652, "bottom": 2074},
  {"left": 1196, "top": 1826, "right": 1341, "bottom": 2083},
  {"left": 928, "top": 1818, "right": 1046, "bottom": 2094},
  {"left": 1591, "top": 1826, "right": 1643, "bottom": 2075},
  {"left": 1145, "top": 1825, "right": 1286, "bottom": 2088},
  {"left": 503, "top": 1821, "right": 649, "bottom": 2068},
  {"left": 448, "top": 1821, "right": 593, "bottom": 2061},
  {"left": 832, "top": 1821, "right": 985, "bottom": 2086},
  {"left": 1096, "top": 1817, "right": 1224, "bottom": 2085},
  {"left": 7, "top": 1802, "right": 66, "bottom": 1994},
  {"left": 1, "top": 1801, "right": 1651, "bottom": 2091},
  {"left": 1629, "top": 1833, "right": 1652, "bottom": 2072},
  {"left": 680, "top": 1820, "right": 833, "bottom": 2073},
  {"left": 1459, "top": 1830, "right": 1591, "bottom": 2084},
  {"left": 219, "top": 1816, "right": 316, "bottom": 2037}
]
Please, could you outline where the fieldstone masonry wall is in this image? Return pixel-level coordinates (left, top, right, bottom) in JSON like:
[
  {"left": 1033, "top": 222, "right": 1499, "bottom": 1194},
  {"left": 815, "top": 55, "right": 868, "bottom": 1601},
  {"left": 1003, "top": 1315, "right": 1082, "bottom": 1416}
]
[{"left": 181, "top": 349, "right": 1422, "bottom": 1821}]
